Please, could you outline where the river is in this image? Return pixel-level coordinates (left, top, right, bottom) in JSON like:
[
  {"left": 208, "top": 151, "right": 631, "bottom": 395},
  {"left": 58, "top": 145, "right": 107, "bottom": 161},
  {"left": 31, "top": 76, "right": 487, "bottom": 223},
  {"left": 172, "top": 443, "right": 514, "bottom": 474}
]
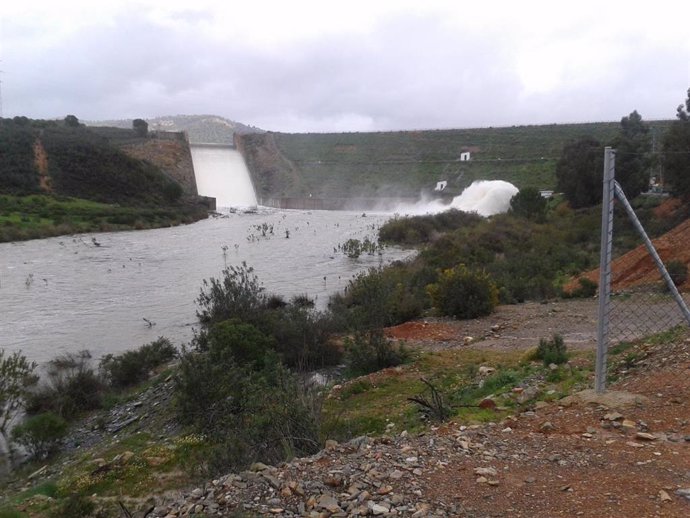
[{"left": 0, "top": 208, "right": 412, "bottom": 364}]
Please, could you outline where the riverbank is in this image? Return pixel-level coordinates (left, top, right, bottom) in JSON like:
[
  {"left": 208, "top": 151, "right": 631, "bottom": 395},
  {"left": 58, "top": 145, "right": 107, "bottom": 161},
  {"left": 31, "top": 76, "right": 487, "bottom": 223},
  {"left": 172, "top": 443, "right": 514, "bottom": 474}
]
[
  {"left": 0, "top": 194, "right": 211, "bottom": 243},
  {"left": 1, "top": 305, "right": 688, "bottom": 517}
]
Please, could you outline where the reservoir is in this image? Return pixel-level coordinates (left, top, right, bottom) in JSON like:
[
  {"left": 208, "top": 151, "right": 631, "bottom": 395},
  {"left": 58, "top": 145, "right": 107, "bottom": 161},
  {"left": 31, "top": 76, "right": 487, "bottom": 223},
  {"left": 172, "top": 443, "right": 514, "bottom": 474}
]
[{"left": 0, "top": 209, "right": 412, "bottom": 364}]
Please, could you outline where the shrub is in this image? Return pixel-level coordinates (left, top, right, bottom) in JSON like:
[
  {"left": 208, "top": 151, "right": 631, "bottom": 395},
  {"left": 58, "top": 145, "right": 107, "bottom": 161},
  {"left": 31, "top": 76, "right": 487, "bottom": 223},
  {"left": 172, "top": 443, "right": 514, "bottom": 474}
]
[
  {"left": 509, "top": 187, "right": 547, "bottom": 221},
  {"left": 26, "top": 351, "right": 104, "bottom": 419},
  {"left": 427, "top": 265, "right": 498, "bottom": 319},
  {"left": 329, "top": 264, "right": 425, "bottom": 331},
  {"left": 0, "top": 349, "right": 38, "bottom": 445},
  {"left": 174, "top": 346, "right": 321, "bottom": 474},
  {"left": 196, "top": 262, "right": 265, "bottom": 327},
  {"left": 48, "top": 494, "right": 95, "bottom": 518},
  {"left": 99, "top": 337, "right": 176, "bottom": 388},
  {"left": 206, "top": 321, "right": 275, "bottom": 368},
  {"left": 666, "top": 260, "right": 688, "bottom": 287},
  {"left": 536, "top": 334, "right": 568, "bottom": 366},
  {"left": 11, "top": 412, "right": 67, "bottom": 459},
  {"left": 345, "top": 330, "right": 408, "bottom": 377}
]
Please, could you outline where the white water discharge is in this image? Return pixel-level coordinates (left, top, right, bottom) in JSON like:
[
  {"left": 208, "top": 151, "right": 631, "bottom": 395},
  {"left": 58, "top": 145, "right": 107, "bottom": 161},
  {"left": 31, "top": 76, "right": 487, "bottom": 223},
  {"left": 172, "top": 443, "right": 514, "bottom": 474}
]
[
  {"left": 190, "top": 145, "right": 258, "bottom": 208},
  {"left": 396, "top": 180, "right": 519, "bottom": 216}
]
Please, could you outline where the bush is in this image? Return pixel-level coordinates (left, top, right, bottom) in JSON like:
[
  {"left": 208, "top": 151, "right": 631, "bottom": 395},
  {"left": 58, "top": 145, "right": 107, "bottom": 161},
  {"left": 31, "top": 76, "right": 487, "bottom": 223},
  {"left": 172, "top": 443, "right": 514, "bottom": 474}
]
[
  {"left": 48, "top": 494, "right": 95, "bottom": 518},
  {"left": 26, "top": 351, "right": 104, "bottom": 419},
  {"left": 11, "top": 412, "right": 67, "bottom": 459},
  {"left": 99, "top": 337, "right": 176, "bottom": 388},
  {"left": 175, "top": 345, "right": 321, "bottom": 474},
  {"left": 329, "top": 264, "right": 425, "bottom": 331},
  {"left": 666, "top": 260, "right": 688, "bottom": 287},
  {"left": 427, "top": 265, "right": 498, "bottom": 319},
  {"left": 536, "top": 334, "right": 568, "bottom": 366},
  {"left": 509, "top": 187, "right": 547, "bottom": 221},
  {"left": 345, "top": 330, "right": 408, "bottom": 376},
  {"left": 196, "top": 262, "right": 265, "bottom": 327}
]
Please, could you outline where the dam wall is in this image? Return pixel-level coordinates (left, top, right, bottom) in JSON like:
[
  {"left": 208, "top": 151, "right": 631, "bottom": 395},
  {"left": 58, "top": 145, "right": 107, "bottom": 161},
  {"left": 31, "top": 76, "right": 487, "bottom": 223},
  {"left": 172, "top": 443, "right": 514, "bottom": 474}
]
[{"left": 120, "top": 131, "right": 199, "bottom": 196}]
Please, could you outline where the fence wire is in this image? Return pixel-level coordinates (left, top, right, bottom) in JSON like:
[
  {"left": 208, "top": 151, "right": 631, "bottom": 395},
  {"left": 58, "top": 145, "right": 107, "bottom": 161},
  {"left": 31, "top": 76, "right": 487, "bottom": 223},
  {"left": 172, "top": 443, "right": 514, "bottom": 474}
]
[{"left": 596, "top": 147, "right": 690, "bottom": 391}]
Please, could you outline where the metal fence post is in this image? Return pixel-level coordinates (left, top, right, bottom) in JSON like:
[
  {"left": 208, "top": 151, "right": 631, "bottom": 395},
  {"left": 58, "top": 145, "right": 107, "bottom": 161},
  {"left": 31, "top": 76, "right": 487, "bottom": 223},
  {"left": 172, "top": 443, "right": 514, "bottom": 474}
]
[{"left": 595, "top": 147, "right": 615, "bottom": 393}]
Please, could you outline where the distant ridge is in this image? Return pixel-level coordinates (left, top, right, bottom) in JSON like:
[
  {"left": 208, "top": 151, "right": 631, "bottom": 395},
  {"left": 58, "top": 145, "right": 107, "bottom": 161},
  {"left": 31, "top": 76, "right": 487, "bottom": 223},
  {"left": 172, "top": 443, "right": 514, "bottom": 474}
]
[{"left": 87, "top": 115, "right": 264, "bottom": 144}]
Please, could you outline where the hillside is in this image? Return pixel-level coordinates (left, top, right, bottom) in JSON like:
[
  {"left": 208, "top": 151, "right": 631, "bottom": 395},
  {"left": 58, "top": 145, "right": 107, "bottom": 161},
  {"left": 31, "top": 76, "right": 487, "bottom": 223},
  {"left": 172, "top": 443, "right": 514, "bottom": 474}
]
[
  {"left": 237, "top": 121, "right": 673, "bottom": 200},
  {"left": 0, "top": 117, "right": 209, "bottom": 241},
  {"left": 89, "top": 114, "right": 264, "bottom": 144}
]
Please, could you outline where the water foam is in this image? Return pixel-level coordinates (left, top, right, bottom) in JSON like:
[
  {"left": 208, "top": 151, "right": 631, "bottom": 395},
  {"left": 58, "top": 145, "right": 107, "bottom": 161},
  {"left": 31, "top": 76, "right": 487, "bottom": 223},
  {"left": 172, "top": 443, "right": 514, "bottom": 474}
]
[
  {"left": 190, "top": 146, "right": 258, "bottom": 208},
  {"left": 395, "top": 180, "right": 519, "bottom": 217}
]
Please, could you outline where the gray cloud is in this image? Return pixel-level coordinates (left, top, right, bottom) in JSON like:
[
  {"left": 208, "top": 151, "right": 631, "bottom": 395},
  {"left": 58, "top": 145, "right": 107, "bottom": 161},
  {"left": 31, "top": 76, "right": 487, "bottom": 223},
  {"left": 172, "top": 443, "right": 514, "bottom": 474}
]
[{"left": 2, "top": 10, "right": 689, "bottom": 131}]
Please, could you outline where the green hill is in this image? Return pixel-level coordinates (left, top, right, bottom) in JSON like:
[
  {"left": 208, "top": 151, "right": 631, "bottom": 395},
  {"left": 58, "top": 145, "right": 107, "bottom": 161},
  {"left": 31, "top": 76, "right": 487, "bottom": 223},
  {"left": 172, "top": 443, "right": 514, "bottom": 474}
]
[
  {"left": 0, "top": 117, "right": 208, "bottom": 242},
  {"left": 238, "top": 121, "right": 673, "bottom": 199}
]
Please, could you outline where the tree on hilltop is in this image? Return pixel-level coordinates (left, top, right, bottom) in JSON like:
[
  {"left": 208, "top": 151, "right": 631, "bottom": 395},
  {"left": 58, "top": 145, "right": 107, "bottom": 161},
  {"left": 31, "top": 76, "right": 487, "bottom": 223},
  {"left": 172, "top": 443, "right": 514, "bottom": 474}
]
[
  {"left": 555, "top": 137, "right": 604, "bottom": 208},
  {"left": 133, "top": 118, "right": 148, "bottom": 137},
  {"left": 614, "top": 110, "right": 651, "bottom": 198},
  {"left": 64, "top": 114, "right": 80, "bottom": 128},
  {"left": 662, "top": 88, "right": 690, "bottom": 199}
]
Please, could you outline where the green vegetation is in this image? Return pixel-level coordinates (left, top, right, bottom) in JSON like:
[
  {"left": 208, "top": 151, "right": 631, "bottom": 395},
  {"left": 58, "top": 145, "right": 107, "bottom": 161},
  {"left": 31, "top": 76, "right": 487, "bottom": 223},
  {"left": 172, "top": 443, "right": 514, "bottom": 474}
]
[
  {"left": 0, "top": 350, "right": 37, "bottom": 447},
  {"left": 99, "top": 337, "right": 177, "bottom": 389},
  {"left": 239, "top": 120, "right": 672, "bottom": 199},
  {"left": 344, "top": 330, "right": 408, "bottom": 377},
  {"left": 509, "top": 186, "right": 547, "bottom": 221},
  {"left": 0, "top": 117, "right": 208, "bottom": 242},
  {"left": 555, "top": 137, "right": 604, "bottom": 208},
  {"left": 666, "top": 260, "right": 688, "bottom": 287},
  {"left": 662, "top": 88, "right": 690, "bottom": 199},
  {"left": 427, "top": 265, "right": 499, "bottom": 319},
  {"left": 11, "top": 413, "right": 68, "bottom": 460},
  {"left": 536, "top": 334, "right": 568, "bottom": 366}
]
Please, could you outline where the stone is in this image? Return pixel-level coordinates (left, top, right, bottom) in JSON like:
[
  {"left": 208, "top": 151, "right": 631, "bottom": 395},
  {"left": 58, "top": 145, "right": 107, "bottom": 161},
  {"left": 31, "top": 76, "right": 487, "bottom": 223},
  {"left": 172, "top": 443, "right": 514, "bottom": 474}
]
[
  {"left": 622, "top": 419, "right": 637, "bottom": 429},
  {"left": 476, "top": 476, "right": 488, "bottom": 484},
  {"left": 603, "top": 411, "right": 624, "bottom": 421},
  {"left": 659, "top": 490, "right": 672, "bottom": 502},
  {"left": 249, "top": 462, "right": 270, "bottom": 472},
  {"left": 540, "top": 421, "right": 554, "bottom": 432},
  {"left": 635, "top": 432, "right": 656, "bottom": 441},
  {"left": 478, "top": 366, "right": 495, "bottom": 376},
  {"left": 474, "top": 467, "right": 498, "bottom": 477},
  {"left": 369, "top": 502, "right": 390, "bottom": 515},
  {"left": 325, "top": 439, "right": 339, "bottom": 451},
  {"left": 317, "top": 494, "right": 342, "bottom": 513},
  {"left": 389, "top": 469, "right": 404, "bottom": 480},
  {"left": 675, "top": 488, "right": 690, "bottom": 500},
  {"left": 626, "top": 441, "right": 644, "bottom": 448}
]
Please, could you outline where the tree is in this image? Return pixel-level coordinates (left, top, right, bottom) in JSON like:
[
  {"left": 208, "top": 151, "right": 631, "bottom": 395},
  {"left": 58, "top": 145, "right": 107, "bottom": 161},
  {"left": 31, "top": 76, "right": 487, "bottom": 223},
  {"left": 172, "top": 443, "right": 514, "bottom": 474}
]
[
  {"left": 509, "top": 187, "right": 547, "bottom": 221},
  {"left": 64, "top": 115, "right": 80, "bottom": 128},
  {"left": 614, "top": 110, "right": 652, "bottom": 198},
  {"left": 662, "top": 88, "right": 690, "bottom": 199},
  {"left": 133, "top": 118, "right": 148, "bottom": 137},
  {"left": 555, "top": 137, "right": 604, "bottom": 208},
  {"left": 0, "top": 349, "right": 37, "bottom": 447}
]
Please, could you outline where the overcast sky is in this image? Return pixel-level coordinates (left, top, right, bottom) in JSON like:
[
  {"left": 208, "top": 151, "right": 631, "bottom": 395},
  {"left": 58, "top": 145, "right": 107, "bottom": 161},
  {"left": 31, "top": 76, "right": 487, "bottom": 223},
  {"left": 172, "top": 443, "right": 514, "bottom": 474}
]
[{"left": 1, "top": 0, "right": 690, "bottom": 132}]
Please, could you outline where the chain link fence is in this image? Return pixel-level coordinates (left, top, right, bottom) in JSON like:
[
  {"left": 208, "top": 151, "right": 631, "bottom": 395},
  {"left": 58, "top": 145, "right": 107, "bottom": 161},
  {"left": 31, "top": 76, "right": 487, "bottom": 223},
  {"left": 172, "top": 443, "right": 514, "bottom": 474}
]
[{"left": 595, "top": 147, "right": 690, "bottom": 391}]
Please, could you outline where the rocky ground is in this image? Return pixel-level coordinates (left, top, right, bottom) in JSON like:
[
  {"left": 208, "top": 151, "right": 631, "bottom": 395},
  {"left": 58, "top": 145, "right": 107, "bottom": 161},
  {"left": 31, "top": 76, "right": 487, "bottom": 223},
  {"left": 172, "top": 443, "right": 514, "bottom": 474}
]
[
  {"left": 4, "top": 301, "right": 689, "bottom": 518},
  {"left": 140, "top": 317, "right": 690, "bottom": 518}
]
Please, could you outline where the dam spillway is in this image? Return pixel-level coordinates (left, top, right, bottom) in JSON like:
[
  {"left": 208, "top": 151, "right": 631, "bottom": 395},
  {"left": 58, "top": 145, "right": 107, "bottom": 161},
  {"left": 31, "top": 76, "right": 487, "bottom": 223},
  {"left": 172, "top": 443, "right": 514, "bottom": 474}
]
[{"left": 190, "top": 144, "right": 257, "bottom": 208}]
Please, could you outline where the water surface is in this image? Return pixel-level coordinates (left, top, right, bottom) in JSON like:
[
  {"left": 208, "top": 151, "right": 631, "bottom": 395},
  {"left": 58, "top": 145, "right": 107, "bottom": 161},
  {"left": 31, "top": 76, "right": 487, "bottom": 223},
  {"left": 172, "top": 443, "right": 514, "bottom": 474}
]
[{"left": 0, "top": 209, "right": 410, "bottom": 363}]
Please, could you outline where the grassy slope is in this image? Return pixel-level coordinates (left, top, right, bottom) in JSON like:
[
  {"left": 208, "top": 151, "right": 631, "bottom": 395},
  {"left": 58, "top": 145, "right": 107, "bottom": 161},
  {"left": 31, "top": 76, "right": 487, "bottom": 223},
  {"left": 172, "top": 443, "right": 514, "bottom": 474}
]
[
  {"left": 0, "top": 119, "right": 207, "bottom": 242},
  {"left": 241, "top": 120, "right": 672, "bottom": 198}
]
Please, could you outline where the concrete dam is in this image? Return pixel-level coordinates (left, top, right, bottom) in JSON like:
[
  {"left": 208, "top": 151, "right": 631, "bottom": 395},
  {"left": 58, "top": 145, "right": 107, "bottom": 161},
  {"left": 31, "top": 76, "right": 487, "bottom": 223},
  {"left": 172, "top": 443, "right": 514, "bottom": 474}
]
[{"left": 190, "top": 144, "right": 258, "bottom": 208}]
